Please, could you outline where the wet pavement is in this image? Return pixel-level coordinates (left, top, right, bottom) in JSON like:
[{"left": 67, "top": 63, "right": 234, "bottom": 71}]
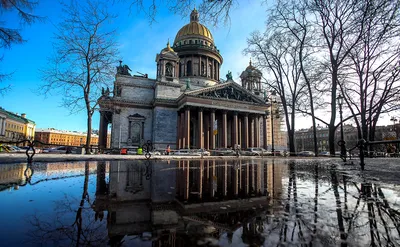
[{"left": 0, "top": 159, "right": 399, "bottom": 246}]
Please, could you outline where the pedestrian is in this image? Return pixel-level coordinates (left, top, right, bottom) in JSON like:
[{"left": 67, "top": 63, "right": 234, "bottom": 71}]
[{"left": 166, "top": 145, "right": 171, "bottom": 155}]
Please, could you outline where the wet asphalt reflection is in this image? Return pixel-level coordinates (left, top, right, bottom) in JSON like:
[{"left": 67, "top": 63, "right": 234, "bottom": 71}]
[{"left": 0, "top": 159, "right": 399, "bottom": 246}]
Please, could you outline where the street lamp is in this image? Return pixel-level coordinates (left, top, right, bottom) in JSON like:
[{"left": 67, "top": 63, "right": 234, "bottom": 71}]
[
  {"left": 390, "top": 116, "right": 398, "bottom": 154},
  {"left": 337, "top": 94, "right": 346, "bottom": 161},
  {"left": 265, "top": 92, "right": 279, "bottom": 156}
]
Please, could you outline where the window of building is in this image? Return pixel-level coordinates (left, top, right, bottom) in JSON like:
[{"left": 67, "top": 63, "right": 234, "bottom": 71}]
[{"left": 186, "top": 61, "right": 192, "bottom": 76}]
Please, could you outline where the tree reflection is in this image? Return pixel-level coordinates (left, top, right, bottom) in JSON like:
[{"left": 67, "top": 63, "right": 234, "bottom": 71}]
[{"left": 27, "top": 161, "right": 106, "bottom": 246}]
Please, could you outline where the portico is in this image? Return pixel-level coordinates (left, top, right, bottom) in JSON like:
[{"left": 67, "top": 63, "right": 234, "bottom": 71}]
[{"left": 176, "top": 82, "right": 268, "bottom": 149}]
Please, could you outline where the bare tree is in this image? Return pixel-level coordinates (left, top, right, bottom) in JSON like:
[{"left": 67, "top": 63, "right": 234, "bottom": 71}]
[
  {"left": 122, "top": 0, "right": 237, "bottom": 26},
  {"left": 310, "top": 0, "right": 368, "bottom": 155},
  {"left": 245, "top": 30, "right": 307, "bottom": 155},
  {"left": 40, "top": 0, "right": 118, "bottom": 154},
  {"left": 1, "top": 0, "right": 41, "bottom": 95},
  {"left": 269, "top": 0, "right": 323, "bottom": 156},
  {"left": 340, "top": 0, "right": 400, "bottom": 151}
]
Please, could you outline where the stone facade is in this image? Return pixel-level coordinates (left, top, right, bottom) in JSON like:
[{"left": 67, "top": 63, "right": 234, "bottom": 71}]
[{"left": 98, "top": 9, "right": 285, "bottom": 151}]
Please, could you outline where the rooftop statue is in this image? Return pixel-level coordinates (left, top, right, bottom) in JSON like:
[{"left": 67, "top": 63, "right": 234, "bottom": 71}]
[
  {"left": 116, "top": 60, "right": 132, "bottom": 76},
  {"left": 226, "top": 71, "right": 233, "bottom": 80}
]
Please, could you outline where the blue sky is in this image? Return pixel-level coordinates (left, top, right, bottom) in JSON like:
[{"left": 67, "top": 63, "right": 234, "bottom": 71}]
[
  {"left": 1, "top": 0, "right": 270, "bottom": 132},
  {"left": 5, "top": 0, "right": 394, "bottom": 132}
]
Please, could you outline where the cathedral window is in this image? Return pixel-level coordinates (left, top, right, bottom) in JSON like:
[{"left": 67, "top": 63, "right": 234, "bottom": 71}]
[
  {"left": 201, "top": 61, "right": 205, "bottom": 76},
  {"left": 187, "top": 61, "right": 192, "bottom": 76},
  {"left": 189, "top": 40, "right": 192, "bottom": 44}
]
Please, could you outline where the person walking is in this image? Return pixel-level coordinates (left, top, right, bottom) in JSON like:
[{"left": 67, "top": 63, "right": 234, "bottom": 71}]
[{"left": 166, "top": 145, "right": 171, "bottom": 155}]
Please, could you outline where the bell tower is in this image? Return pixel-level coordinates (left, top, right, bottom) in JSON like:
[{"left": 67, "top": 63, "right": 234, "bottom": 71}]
[
  {"left": 240, "top": 59, "right": 262, "bottom": 96},
  {"left": 155, "top": 40, "right": 180, "bottom": 83}
]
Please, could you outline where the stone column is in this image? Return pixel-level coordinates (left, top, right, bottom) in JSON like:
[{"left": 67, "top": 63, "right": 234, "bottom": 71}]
[
  {"left": 191, "top": 55, "right": 194, "bottom": 76},
  {"left": 204, "top": 113, "right": 209, "bottom": 150},
  {"left": 263, "top": 114, "right": 268, "bottom": 150},
  {"left": 233, "top": 112, "right": 238, "bottom": 148},
  {"left": 243, "top": 114, "right": 249, "bottom": 149},
  {"left": 206, "top": 57, "right": 209, "bottom": 78},
  {"left": 210, "top": 109, "right": 216, "bottom": 149},
  {"left": 249, "top": 116, "right": 254, "bottom": 147},
  {"left": 177, "top": 113, "right": 181, "bottom": 149},
  {"left": 184, "top": 107, "right": 190, "bottom": 148},
  {"left": 197, "top": 108, "right": 203, "bottom": 148},
  {"left": 98, "top": 111, "right": 107, "bottom": 151},
  {"left": 222, "top": 110, "right": 227, "bottom": 148},
  {"left": 239, "top": 117, "right": 242, "bottom": 147},
  {"left": 254, "top": 115, "right": 259, "bottom": 148},
  {"left": 180, "top": 112, "right": 185, "bottom": 149}
]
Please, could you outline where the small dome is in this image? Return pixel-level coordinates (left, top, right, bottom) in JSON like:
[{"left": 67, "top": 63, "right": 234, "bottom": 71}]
[
  {"left": 161, "top": 40, "right": 175, "bottom": 53},
  {"left": 174, "top": 9, "right": 214, "bottom": 45},
  {"left": 241, "top": 59, "right": 262, "bottom": 79}
]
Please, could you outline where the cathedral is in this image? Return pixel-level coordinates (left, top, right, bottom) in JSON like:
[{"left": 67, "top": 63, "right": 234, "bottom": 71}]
[{"left": 98, "top": 9, "right": 283, "bottom": 151}]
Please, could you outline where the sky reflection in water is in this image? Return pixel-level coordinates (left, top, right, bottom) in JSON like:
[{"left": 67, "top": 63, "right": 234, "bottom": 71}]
[{"left": 0, "top": 159, "right": 399, "bottom": 246}]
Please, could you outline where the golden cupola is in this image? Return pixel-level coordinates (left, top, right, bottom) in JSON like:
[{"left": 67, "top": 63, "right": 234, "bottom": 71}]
[
  {"left": 174, "top": 8, "right": 214, "bottom": 46},
  {"left": 172, "top": 8, "right": 222, "bottom": 85}
]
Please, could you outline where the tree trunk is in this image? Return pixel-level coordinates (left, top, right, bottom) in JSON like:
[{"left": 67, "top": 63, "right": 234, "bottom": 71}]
[
  {"left": 288, "top": 129, "right": 296, "bottom": 155},
  {"left": 329, "top": 69, "right": 338, "bottom": 155},
  {"left": 86, "top": 113, "right": 92, "bottom": 154}
]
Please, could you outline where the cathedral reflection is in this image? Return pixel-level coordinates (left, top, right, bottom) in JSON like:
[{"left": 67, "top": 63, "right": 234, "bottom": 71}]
[{"left": 93, "top": 159, "right": 285, "bottom": 246}]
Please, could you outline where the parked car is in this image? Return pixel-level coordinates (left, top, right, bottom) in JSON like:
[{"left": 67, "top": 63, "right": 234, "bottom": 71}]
[
  {"left": 243, "top": 147, "right": 271, "bottom": 156},
  {"left": 335, "top": 151, "right": 350, "bottom": 157},
  {"left": 298, "top": 151, "right": 315, "bottom": 157},
  {"left": 318, "top": 151, "right": 330, "bottom": 157},
  {"left": 43, "top": 146, "right": 77, "bottom": 154},
  {"left": 214, "top": 148, "right": 235, "bottom": 156},
  {"left": 20, "top": 146, "right": 42, "bottom": 153},
  {"left": 172, "top": 149, "right": 192, "bottom": 156},
  {"left": 193, "top": 149, "right": 211, "bottom": 156},
  {"left": 3, "top": 145, "right": 25, "bottom": 153}
]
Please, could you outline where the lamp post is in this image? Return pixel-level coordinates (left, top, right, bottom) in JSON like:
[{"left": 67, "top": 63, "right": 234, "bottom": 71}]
[
  {"left": 337, "top": 94, "right": 346, "bottom": 161},
  {"left": 390, "top": 116, "right": 398, "bottom": 154},
  {"left": 266, "top": 92, "right": 279, "bottom": 156}
]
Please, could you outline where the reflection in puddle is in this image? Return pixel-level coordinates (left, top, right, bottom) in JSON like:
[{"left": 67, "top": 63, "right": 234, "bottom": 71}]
[{"left": 0, "top": 159, "right": 399, "bottom": 246}]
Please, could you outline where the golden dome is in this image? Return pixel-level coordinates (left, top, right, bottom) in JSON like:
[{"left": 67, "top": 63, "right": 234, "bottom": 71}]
[
  {"left": 161, "top": 40, "right": 174, "bottom": 53},
  {"left": 174, "top": 9, "right": 214, "bottom": 45}
]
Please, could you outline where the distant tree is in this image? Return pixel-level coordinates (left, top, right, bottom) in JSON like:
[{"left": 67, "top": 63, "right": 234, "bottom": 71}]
[
  {"left": 40, "top": 0, "right": 118, "bottom": 154},
  {"left": 123, "top": 0, "right": 237, "bottom": 26},
  {"left": 0, "top": 0, "right": 41, "bottom": 95}
]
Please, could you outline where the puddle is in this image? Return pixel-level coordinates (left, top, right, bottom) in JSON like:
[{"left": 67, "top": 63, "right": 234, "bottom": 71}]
[{"left": 0, "top": 159, "right": 399, "bottom": 246}]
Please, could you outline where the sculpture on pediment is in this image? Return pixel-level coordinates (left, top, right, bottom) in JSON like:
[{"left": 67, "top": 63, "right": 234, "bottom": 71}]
[
  {"left": 201, "top": 86, "right": 258, "bottom": 103},
  {"left": 116, "top": 60, "right": 132, "bottom": 76},
  {"left": 226, "top": 71, "right": 233, "bottom": 80},
  {"left": 101, "top": 87, "right": 110, "bottom": 97}
]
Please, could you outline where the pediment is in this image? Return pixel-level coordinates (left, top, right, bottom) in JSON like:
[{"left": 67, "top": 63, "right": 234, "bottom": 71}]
[{"left": 185, "top": 82, "right": 266, "bottom": 104}]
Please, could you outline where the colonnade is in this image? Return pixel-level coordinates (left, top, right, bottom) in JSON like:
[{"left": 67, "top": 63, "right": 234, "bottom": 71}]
[
  {"left": 176, "top": 107, "right": 268, "bottom": 150},
  {"left": 176, "top": 160, "right": 266, "bottom": 202},
  {"left": 179, "top": 55, "right": 220, "bottom": 80}
]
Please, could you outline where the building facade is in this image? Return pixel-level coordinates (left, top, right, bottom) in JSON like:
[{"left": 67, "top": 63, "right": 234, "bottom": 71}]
[
  {"left": 294, "top": 123, "right": 399, "bottom": 153},
  {"left": 0, "top": 107, "right": 36, "bottom": 145},
  {"left": 98, "top": 9, "right": 284, "bottom": 151},
  {"left": 35, "top": 128, "right": 110, "bottom": 148}
]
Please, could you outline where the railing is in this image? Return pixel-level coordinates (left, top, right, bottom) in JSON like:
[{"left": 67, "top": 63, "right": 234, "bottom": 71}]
[{"left": 339, "top": 138, "right": 400, "bottom": 170}]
